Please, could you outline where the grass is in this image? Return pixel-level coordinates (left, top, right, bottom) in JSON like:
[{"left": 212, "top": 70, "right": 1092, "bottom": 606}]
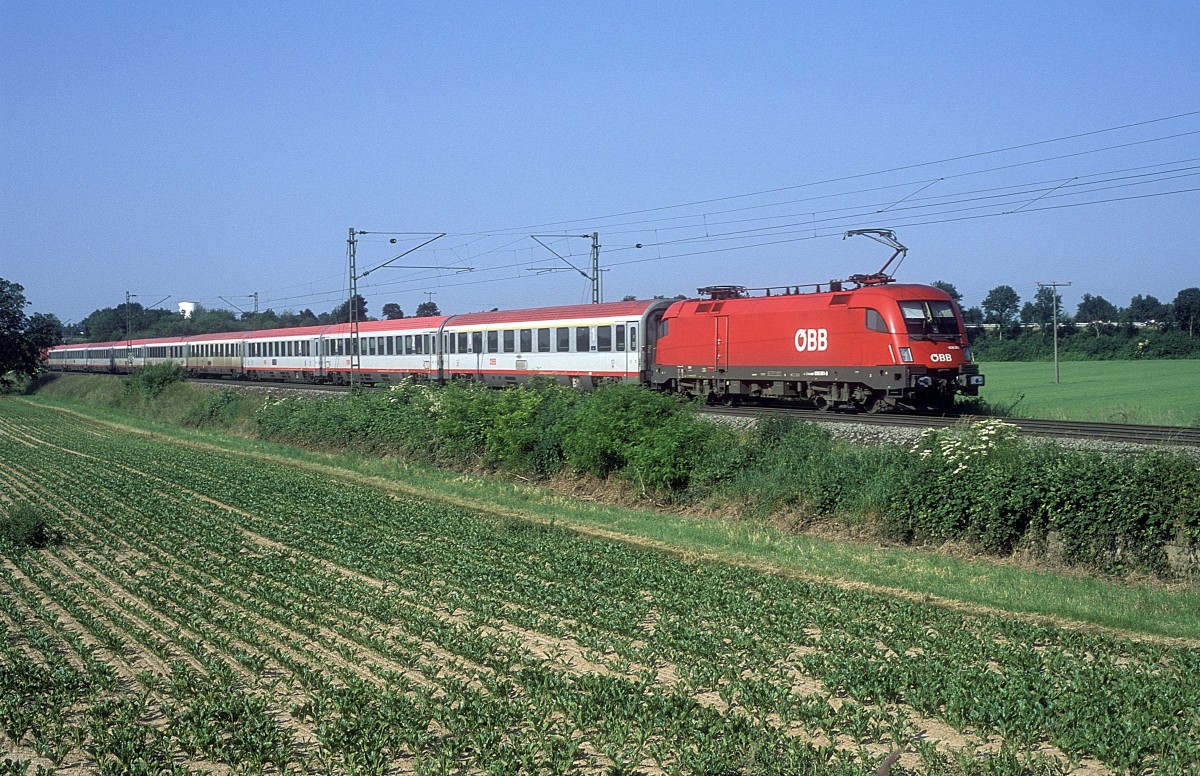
[
  {"left": 977, "top": 359, "right": 1200, "bottom": 426},
  {"left": 16, "top": 389, "right": 1200, "bottom": 642}
]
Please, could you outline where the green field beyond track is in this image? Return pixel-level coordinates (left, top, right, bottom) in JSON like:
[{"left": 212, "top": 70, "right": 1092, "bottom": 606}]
[{"left": 976, "top": 359, "right": 1200, "bottom": 426}]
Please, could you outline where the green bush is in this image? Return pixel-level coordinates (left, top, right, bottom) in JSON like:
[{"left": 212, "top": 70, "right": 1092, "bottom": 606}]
[
  {"left": 559, "top": 382, "right": 699, "bottom": 480},
  {"left": 184, "top": 390, "right": 242, "bottom": 427},
  {"left": 1, "top": 502, "right": 54, "bottom": 549},
  {"left": 124, "top": 362, "right": 186, "bottom": 399},
  {"left": 248, "top": 378, "right": 1200, "bottom": 577},
  {"left": 481, "top": 381, "right": 578, "bottom": 476}
]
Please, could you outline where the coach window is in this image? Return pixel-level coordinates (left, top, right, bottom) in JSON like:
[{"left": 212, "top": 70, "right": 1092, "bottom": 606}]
[
  {"left": 420, "top": 334, "right": 428, "bottom": 354},
  {"left": 519, "top": 328, "right": 533, "bottom": 352},
  {"left": 472, "top": 332, "right": 483, "bottom": 354},
  {"left": 865, "top": 308, "right": 889, "bottom": 333},
  {"left": 486, "top": 330, "right": 498, "bottom": 353},
  {"left": 458, "top": 332, "right": 469, "bottom": 352},
  {"left": 502, "top": 330, "right": 515, "bottom": 353},
  {"left": 597, "top": 325, "right": 612, "bottom": 352},
  {"left": 576, "top": 326, "right": 591, "bottom": 352},
  {"left": 556, "top": 327, "right": 570, "bottom": 352},
  {"left": 537, "top": 328, "right": 551, "bottom": 352},
  {"left": 448, "top": 334, "right": 456, "bottom": 354},
  {"left": 616, "top": 324, "right": 626, "bottom": 351}
]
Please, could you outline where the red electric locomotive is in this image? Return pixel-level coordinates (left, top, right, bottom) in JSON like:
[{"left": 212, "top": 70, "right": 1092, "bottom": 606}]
[{"left": 649, "top": 230, "right": 984, "bottom": 412}]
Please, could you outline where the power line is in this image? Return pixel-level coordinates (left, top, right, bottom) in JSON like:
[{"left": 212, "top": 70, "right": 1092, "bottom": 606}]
[
  {"left": 463, "top": 111, "right": 1200, "bottom": 234},
  {"left": 164, "top": 111, "right": 1200, "bottom": 314}
]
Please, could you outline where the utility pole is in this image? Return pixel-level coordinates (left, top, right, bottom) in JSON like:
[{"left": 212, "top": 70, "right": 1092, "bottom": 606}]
[
  {"left": 346, "top": 228, "right": 450, "bottom": 388},
  {"left": 347, "top": 228, "right": 361, "bottom": 388},
  {"left": 530, "top": 232, "right": 603, "bottom": 304},
  {"left": 1037, "top": 281, "right": 1072, "bottom": 384},
  {"left": 589, "top": 232, "right": 601, "bottom": 304},
  {"left": 125, "top": 291, "right": 135, "bottom": 344}
]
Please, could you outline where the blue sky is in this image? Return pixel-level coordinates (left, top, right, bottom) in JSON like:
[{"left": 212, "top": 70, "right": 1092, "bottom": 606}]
[{"left": 3, "top": 1, "right": 1198, "bottom": 325}]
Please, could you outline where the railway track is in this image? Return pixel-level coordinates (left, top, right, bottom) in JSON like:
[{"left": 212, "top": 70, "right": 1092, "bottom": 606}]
[{"left": 699, "top": 404, "right": 1200, "bottom": 448}]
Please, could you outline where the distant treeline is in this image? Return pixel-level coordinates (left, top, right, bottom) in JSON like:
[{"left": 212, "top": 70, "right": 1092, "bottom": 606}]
[{"left": 970, "top": 325, "right": 1200, "bottom": 361}]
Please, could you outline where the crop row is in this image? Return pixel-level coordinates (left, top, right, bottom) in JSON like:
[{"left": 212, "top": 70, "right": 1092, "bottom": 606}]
[{"left": 2, "top": 400, "right": 1199, "bottom": 774}]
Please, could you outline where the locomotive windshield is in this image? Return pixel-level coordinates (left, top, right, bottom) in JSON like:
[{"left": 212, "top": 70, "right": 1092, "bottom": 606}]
[{"left": 899, "top": 300, "right": 959, "bottom": 340}]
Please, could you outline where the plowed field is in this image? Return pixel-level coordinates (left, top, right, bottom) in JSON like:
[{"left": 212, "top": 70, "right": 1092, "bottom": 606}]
[{"left": 2, "top": 400, "right": 1197, "bottom": 774}]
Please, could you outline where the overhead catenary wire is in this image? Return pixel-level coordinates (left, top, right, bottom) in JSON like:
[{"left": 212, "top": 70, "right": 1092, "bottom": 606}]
[{"left": 167, "top": 111, "right": 1200, "bottom": 314}]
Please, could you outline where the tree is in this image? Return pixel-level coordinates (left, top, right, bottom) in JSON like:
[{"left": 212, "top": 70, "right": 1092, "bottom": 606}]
[
  {"left": 415, "top": 301, "right": 441, "bottom": 318},
  {"left": 1124, "top": 294, "right": 1167, "bottom": 324},
  {"left": 1, "top": 279, "right": 62, "bottom": 388},
  {"left": 1076, "top": 293, "right": 1118, "bottom": 336},
  {"left": 276, "top": 308, "right": 320, "bottom": 328},
  {"left": 1174, "top": 287, "right": 1200, "bottom": 336},
  {"left": 381, "top": 303, "right": 405, "bottom": 320},
  {"left": 930, "top": 280, "right": 963, "bottom": 305},
  {"left": 1021, "top": 286, "right": 1068, "bottom": 328},
  {"left": 981, "top": 285, "right": 1020, "bottom": 337},
  {"left": 324, "top": 295, "right": 368, "bottom": 324}
]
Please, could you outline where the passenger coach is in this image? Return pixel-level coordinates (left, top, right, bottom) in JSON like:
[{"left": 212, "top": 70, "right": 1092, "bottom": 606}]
[{"left": 438, "top": 300, "right": 671, "bottom": 388}]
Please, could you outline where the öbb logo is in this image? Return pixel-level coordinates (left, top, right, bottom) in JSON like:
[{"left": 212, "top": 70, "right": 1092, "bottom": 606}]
[{"left": 794, "top": 328, "right": 828, "bottom": 353}]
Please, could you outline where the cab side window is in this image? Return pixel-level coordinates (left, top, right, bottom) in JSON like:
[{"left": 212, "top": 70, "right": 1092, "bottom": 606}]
[{"left": 865, "top": 308, "right": 889, "bottom": 333}]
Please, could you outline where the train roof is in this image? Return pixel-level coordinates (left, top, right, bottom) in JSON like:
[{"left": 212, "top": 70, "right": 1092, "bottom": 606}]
[
  {"left": 446, "top": 300, "right": 663, "bottom": 327},
  {"left": 46, "top": 298, "right": 676, "bottom": 352},
  {"left": 665, "top": 282, "right": 953, "bottom": 313}
]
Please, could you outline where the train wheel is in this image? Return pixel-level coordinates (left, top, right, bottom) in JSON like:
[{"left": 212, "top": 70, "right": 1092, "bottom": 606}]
[{"left": 865, "top": 397, "right": 886, "bottom": 414}]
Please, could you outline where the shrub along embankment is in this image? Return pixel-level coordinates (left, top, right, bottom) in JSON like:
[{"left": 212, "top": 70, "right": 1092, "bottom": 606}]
[{"left": 253, "top": 379, "right": 1200, "bottom": 579}]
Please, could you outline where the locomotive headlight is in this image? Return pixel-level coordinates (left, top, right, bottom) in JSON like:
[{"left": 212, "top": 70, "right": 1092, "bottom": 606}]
[{"left": 898, "top": 347, "right": 913, "bottom": 363}]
